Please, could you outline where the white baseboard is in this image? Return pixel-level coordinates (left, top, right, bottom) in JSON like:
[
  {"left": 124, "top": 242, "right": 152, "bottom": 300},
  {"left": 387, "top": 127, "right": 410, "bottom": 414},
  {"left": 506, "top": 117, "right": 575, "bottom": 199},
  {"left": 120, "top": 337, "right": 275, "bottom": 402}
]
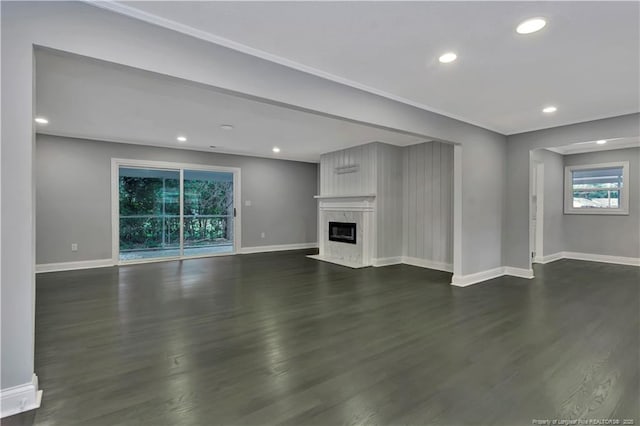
[
  {"left": 451, "top": 267, "right": 505, "bottom": 287},
  {"left": 504, "top": 267, "right": 535, "bottom": 279},
  {"left": 36, "top": 259, "right": 114, "bottom": 273},
  {"left": 533, "top": 251, "right": 639, "bottom": 267},
  {"left": 533, "top": 252, "right": 564, "bottom": 264},
  {"left": 239, "top": 242, "right": 318, "bottom": 254},
  {"left": 450, "top": 250, "right": 639, "bottom": 288},
  {"left": 1, "top": 374, "right": 42, "bottom": 419},
  {"left": 320, "top": 255, "right": 453, "bottom": 271},
  {"left": 401, "top": 256, "right": 453, "bottom": 273},
  {"left": 306, "top": 254, "right": 368, "bottom": 269},
  {"left": 36, "top": 245, "right": 319, "bottom": 272},
  {"left": 372, "top": 257, "right": 403, "bottom": 267},
  {"left": 562, "top": 251, "right": 640, "bottom": 267},
  {"left": 451, "top": 266, "right": 534, "bottom": 287},
  {"left": 370, "top": 256, "right": 452, "bottom": 271}
]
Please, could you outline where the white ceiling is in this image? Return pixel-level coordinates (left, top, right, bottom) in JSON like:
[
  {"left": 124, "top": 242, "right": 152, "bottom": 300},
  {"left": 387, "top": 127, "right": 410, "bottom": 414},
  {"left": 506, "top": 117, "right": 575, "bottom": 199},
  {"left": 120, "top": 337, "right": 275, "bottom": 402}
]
[
  {"left": 546, "top": 137, "right": 640, "bottom": 155},
  {"left": 102, "top": 1, "right": 640, "bottom": 135},
  {"left": 35, "top": 49, "right": 426, "bottom": 163}
]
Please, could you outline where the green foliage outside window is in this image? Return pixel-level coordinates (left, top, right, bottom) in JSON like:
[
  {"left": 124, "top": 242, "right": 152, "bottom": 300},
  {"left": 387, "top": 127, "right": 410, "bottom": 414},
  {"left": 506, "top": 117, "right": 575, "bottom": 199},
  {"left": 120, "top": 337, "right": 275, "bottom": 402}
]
[{"left": 119, "top": 176, "right": 233, "bottom": 251}]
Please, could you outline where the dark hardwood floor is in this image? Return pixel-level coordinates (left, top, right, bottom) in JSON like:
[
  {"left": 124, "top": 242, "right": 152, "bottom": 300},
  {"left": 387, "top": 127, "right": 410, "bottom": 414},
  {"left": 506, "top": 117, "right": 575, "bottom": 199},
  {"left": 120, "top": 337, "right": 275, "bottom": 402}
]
[{"left": 4, "top": 250, "right": 639, "bottom": 425}]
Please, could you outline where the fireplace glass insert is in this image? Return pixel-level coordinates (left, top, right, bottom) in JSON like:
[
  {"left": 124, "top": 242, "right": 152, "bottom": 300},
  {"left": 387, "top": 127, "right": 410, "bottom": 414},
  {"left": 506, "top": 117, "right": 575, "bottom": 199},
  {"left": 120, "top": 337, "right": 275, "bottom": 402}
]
[{"left": 328, "top": 222, "right": 357, "bottom": 244}]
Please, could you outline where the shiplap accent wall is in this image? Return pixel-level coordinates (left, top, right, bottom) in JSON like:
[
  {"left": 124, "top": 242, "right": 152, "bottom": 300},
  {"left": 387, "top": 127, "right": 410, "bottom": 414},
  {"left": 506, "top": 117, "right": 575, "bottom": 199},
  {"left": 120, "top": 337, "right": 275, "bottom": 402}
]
[
  {"left": 318, "top": 141, "right": 454, "bottom": 266},
  {"left": 320, "top": 143, "right": 377, "bottom": 196},
  {"left": 376, "top": 143, "right": 403, "bottom": 259},
  {"left": 402, "top": 142, "right": 454, "bottom": 265}
]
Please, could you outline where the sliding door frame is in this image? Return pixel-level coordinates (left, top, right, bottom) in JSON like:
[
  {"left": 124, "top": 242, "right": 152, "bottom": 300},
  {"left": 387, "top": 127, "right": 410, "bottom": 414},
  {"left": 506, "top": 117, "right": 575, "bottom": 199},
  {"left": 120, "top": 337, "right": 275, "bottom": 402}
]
[{"left": 111, "top": 158, "right": 241, "bottom": 265}]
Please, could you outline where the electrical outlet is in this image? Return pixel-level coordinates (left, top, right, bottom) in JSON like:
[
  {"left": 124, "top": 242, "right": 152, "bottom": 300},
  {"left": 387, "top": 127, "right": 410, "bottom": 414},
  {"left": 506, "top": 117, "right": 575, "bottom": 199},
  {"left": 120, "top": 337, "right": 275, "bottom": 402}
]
[
  {"left": 260, "top": 232, "right": 265, "bottom": 239},
  {"left": 71, "top": 243, "right": 78, "bottom": 252},
  {"left": 245, "top": 200, "right": 252, "bottom": 206}
]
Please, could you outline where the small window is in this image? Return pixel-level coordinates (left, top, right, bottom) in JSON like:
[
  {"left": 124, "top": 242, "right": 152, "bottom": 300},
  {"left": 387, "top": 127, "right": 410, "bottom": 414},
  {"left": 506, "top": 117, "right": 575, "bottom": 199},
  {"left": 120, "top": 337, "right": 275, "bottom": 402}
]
[{"left": 564, "top": 161, "right": 630, "bottom": 215}]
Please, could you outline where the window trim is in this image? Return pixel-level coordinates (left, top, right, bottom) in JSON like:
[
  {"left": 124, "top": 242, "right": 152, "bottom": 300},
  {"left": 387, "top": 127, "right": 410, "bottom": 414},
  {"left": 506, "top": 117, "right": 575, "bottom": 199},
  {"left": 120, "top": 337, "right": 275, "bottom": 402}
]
[{"left": 564, "top": 161, "right": 630, "bottom": 215}]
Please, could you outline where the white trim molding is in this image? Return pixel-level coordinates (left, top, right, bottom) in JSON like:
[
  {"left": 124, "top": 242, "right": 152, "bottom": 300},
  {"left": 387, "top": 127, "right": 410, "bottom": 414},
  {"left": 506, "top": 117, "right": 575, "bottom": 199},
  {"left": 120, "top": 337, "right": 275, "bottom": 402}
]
[
  {"left": 313, "top": 194, "right": 376, "bottom": 200},
  {"left": 533, "top": 252, "right": 564, "bottom": 264},
  {"left": 451, "top": 267, "right": 505, "bottom": 287},
  {"left": 111, "top": 158, "right": 242, "bottom": 264},
  {"left": 504, "top": 267, "right": 535, "bottom": 279},
  {"left": 307, "top": 254, "right": 367, "bottom": 269},
  {"left": 533, "top": 251, "right": 640, "bottom": 267},
  {"left": 401, "top": 257, "right": 453, "bottom": 273},
  {"left": 1, "top": 374, "right": 42, "bottom": 419},
  {"left": 36, "top": 259, "right": 114, "bottom": 273},
  {"left": 451, "top": 266, "right": 534, "bottom": 287},
  {"left": 316, "top": 197, "right": 376, "bottom": 268},
  {"left": 37, "top": 245, "right": 322, "bottom": 273},
  {"left": 334, "top": 256, "right": 453, "bottom": 271},
  {"left": 564, "top": 161, "right": 630, "bottom": 215},
  {"left": 563, "top": 251, "right": 640, "bottom": 267},
  {"left": 239, "top": 242, "right": 318, "bottom": 254},
  {"left": 372, "top": 257, "right": 403, "bottom": 267}
]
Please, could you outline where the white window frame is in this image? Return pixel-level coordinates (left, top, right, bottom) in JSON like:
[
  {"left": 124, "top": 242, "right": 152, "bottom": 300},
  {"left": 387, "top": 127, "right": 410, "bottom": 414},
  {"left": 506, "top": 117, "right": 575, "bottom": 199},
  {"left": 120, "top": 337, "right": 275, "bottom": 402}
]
[
  {"left": 111, "top": 158, "right": 242, "bottom": 265},
  {"left": 564, "top": 161, "right": 629, "bottom": 215}
]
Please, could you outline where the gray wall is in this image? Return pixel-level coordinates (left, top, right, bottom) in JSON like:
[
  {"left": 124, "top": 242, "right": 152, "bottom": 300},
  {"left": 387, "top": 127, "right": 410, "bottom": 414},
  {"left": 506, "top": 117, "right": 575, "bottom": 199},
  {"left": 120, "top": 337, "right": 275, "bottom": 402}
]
[
  {"left": 563, "top": 148, "right": 640, "bottom": 258},
  {"left": 403, "top": 142, "right": 454, "bottom": 265},
  {"left": 505, "top": 114, "right": 640, "bottom": 270},
  {"left": 376, "top": 143, "right": 404, "bottom": 259},
  {"left": 532, "top": 149, "right": 565, "bottom": 256},
  {"left": 3, "top": 1, "right": 507, "bottom": 391},
  {"left": 36, "top": 135, "right": 318, "bottom": 264},
  {"left": 319, "top": 143, "right": 377, "bottom": 196}
]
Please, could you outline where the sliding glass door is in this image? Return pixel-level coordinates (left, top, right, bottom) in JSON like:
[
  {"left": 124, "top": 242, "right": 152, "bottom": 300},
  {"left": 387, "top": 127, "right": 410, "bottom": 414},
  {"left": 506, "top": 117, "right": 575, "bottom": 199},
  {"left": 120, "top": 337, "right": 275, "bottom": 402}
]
[
  {"left": 183, "top": 170, "right": 234, "bottom": 256},
  {"left": 119, "top": 167, "right": 181, "bottom": 261},
  {"left": 115, "top": 161, "right": 238, "bottom": 263}
]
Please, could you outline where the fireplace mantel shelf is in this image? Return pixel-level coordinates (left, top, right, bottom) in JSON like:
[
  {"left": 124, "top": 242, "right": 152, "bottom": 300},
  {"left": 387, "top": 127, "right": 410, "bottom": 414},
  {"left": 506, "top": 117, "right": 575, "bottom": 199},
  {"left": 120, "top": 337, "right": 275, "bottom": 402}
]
[{"left": 313, "top": 194, "right": 376, "bottom": 200}]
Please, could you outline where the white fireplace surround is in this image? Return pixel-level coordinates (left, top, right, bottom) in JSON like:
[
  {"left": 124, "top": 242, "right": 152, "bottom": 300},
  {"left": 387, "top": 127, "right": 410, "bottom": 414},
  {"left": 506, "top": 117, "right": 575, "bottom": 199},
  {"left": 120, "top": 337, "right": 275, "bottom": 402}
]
[{"left": 308, "top": 195, "right": 376, "bottom": 268}]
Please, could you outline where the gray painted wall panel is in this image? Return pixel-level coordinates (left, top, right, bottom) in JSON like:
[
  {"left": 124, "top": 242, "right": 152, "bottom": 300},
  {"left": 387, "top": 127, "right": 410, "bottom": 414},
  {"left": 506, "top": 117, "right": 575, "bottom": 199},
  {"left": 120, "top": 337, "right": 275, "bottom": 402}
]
[
  {"left": 318, "top": 141, "right": 453, "bottom": 263},
  {"left": 376, "top": 143, "right": 403, "bottom": 259},
  {"left": 563, "top": 148, "right": 640, "bottom": 258},
  {"left": 505, "top": 114, "right": 640, "bottom": 269},
  {"left": 403, "top": 142, "right": 454, "bottom": 264},
  {"left": 407, "top": 146, "right": 418, "bottom": 256},
  {"left": 418, "top": 143, "right": 428, "bottom": 259},
  {"left": 36, "top": 135, "right": 318, "bottom": 264},
  {"left": 532, "top": 149, "right": 566, "bottom": 256},
  {"left": 319, "top": 143, "right": 377, "bottom": 196}
]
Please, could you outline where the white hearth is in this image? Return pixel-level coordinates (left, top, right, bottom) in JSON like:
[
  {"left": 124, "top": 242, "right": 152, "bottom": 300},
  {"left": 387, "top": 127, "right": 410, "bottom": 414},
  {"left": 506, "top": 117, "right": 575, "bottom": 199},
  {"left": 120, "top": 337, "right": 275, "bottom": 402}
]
[{"left": 308, "top": 195, "right": 376, "bottom": 268}]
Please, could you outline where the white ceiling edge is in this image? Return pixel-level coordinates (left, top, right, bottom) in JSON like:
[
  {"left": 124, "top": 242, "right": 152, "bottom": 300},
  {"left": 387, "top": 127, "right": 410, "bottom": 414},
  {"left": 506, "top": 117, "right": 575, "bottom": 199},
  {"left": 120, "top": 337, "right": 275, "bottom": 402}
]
[
  {"left": 36, "top": 130, "right": 322, "bottom": 164},
  {"left": 512, "top": 111, "right": 640, "bottom": 137},
  {"left": 545, "top": 138, "right": 640, "bottom": 155},
  {"left": 87, "top": 0, "right": 505, "bottom": 135}
]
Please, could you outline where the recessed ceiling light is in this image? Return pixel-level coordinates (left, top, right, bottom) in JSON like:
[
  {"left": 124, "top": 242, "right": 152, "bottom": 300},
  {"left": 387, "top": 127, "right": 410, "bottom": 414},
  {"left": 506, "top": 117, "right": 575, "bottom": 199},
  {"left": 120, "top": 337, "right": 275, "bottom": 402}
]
[
  {"left": 177, "top": 136, "right": 187, "bottom": 142},
  {"left": 438, "top": 52, "right": 457, "bottom": 64},
  {"left": 272, "top": 147, "right": 281, "bottom": 153},
  {"left": 516, "top": 18, "right": 547, "bottom": 34},
  {"left": 220, "top": 124, "right": 234, "bottom": 130},
  {"left": 34, "top": 117, "right": 49, "bottom": 124},
  {"left": 596, "top": 140, "right": 607, "bottom": 145},
  {"left": 542, "top": 106, "right": 557, "bottom": 113}
]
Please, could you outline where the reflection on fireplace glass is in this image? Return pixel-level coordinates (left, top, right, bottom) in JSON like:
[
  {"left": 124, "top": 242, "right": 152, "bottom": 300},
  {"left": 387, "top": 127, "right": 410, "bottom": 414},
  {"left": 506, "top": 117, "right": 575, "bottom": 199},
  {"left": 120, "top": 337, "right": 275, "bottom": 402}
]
[{"left": 328, "top": 222, "right": 357, "bottom": 244}]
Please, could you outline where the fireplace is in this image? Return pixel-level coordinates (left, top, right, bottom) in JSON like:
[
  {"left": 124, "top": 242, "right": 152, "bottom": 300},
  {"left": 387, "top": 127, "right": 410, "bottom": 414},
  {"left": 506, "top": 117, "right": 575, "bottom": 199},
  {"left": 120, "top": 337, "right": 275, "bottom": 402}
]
[
  {"left": 328, "top": 221, "right": 357, "bottom": 244},
  {"left": 308, "top": 194, "right": 374, "bottom": 268}
]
